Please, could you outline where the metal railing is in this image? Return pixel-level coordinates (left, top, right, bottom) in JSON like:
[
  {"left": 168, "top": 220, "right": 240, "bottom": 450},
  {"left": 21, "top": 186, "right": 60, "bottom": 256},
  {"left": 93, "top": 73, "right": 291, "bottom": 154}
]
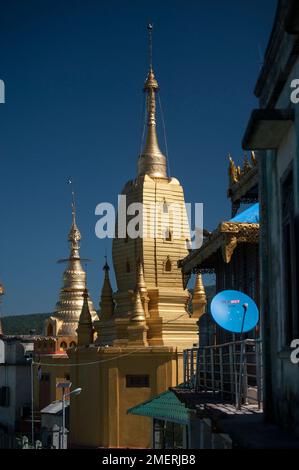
[{"left": 183, "top": 339, "right": 263, "bottom": 409}]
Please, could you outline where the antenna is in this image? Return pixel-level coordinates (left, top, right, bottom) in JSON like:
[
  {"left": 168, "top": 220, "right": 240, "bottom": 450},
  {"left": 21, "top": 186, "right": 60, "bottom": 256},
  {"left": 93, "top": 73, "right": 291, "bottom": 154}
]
[
  {"left": 67, "top": 177, "right": 76, "bottom": 221},
  {"left": 158, "top": 93, "right": 171, "bottom": 176},
  {"left": 139, "top": 23, "right": 154, "bottom": 157},
  {"left": 57, "top": 178, "right": 91, "bottom": 264},
  {"left": 147, "top": 22, "right": 153, "bottom": 69}
]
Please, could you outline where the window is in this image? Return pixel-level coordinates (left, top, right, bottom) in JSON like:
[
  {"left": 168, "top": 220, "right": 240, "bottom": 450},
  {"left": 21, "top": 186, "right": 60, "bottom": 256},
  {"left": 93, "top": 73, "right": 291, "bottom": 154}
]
[
  {"left": 165, "top": 258, "right": 172, "bottom": 272},
  {"left": 281, "top": 167, "right": 298, "bottom": 343},
  {"left": 165, "top": 422, "right": 185, "bottom": 449},
  {"left": 153, "top": 419, "right": 186, "bottom": 449},
  {"left": 126, "top": 375, "right": 150, "bottom": 388},
  {"left": 153, "top": 419, "right": 165, "bottom": 449},
  {"left": 60, "top": 341, "right": 67, "bottom": 351},
  {"left": 164, "top": 229, "right": 172, "bottom": 242},
  {"left": 163, "top": 201, "right": 168, "bottom": 213}
]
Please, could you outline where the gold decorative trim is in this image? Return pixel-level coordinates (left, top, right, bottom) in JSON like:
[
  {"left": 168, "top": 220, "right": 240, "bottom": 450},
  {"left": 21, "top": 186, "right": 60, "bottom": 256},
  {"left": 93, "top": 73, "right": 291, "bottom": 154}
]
[
  {"left": 179, "top": 222, "right": 259, "bottom": 274},
  {"left": 228, "top": 152, "right": 258, "bottom": 203}
]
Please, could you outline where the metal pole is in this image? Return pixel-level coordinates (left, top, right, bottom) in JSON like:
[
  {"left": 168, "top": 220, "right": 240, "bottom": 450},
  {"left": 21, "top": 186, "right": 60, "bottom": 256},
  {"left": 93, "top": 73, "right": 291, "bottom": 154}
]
[
  {"left": 190, "top": 349, "right": 194, "bottom": 387},
  {"left": 237, "top": 304, "right": 248, "bottom": 409},
  {"left": 219, "top": 346, "right": 224, "bottom": 399},
  {"left": 61, "top": 388, "right": 65, "bottom": 449},
  {"left": 62, "top": 394, "right": 66, "bottom": 449},
  {"left": 195, "top": 346, "right": 200, "bottom": 390},
  {"left": 30, "top": 358, "right": 34, "bottom": 447}
]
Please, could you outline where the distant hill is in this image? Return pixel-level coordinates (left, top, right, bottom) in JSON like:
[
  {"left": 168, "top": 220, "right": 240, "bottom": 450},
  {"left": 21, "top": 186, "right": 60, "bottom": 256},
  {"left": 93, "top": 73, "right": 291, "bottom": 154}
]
[
  {"left": 1, "top": 313, "right": 49, "bottom": 335},
  {"left": 0, "top": 286, "right": 217, "bottom": 336}
]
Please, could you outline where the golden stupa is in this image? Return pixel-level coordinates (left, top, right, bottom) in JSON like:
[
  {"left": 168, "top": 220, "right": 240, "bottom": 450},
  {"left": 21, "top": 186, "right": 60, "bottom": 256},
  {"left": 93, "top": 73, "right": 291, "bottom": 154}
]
[
  {"left": 44, "top": 202, "right": 97, "bottom": 339},
  {"left": 36, "top": 25, "right": 207, "bottom": 449}
]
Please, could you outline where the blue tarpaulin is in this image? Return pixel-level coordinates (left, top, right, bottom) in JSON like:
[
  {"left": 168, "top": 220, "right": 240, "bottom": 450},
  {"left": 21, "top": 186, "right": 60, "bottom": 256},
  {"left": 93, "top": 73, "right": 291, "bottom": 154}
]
[{"left": 229, "top": 203, "right": 259, "bottom": 223}]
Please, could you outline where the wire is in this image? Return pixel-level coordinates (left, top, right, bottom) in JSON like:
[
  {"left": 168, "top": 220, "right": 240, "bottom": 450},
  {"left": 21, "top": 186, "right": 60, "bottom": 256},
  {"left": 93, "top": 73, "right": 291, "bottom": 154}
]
[
  {"left": 33, "top": 312, "right": 189, "bottom": 368},
  {"left": 139, "top": 94, "right": 147, "bottom": 157},
  {"left": 147, "top": 23, "right": 153, "bottom": 70},
  {"left": 33, "top": 345, "right": 163, "bottom": 368},
  {"left": 67, "top": 177, "right": 76, "bottom": 214},
  {"left": 33, "top": 311, "right": 191, "bottom": 368},
  {"left": 158, "top": 93, "right": 171, "bottom": 177}
]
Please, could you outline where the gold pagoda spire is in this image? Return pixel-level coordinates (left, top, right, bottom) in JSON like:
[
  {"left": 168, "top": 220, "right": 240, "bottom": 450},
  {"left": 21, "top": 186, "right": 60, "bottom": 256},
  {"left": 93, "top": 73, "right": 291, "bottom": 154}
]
[
  {"left": 131, "top": 290, "right": 146, "bottom": 322},
  {"left": 68, "top": 196, "right": 81, "bottom": 260},
  {"left": 192, "top": 273, "right": 207, "bottom": 319},
  {"left": 136, "top": 260, "right": 149, "bottom": 318},
  {"left": 137, "top": 24, "right": 167, "bottom": 179},
  {"left": 136, "top": 260, "right": 147, "bottom": 296},
  {"left": 77, "top": 289, "right": 94, "bottom": 346},
  {"left": 99, "top": 258, "right": 114, "bottom": 320},
  {"left": 128, "top": 265, "right": 148, "bottom": 343},
  {"left": 50, "top": 191, "right": 97, "bottom": 337},
  {"left": 78, "top": 289, "right": 93, "bottom": 324}
]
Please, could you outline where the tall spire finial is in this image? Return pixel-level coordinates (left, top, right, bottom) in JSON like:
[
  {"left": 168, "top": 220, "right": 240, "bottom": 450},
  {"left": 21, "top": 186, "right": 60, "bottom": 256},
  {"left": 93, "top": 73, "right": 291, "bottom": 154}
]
[
  {"left": 67, "top": 178, "right": 81, "bottom": 260},
  {"left": 68, "top": 177, "right": 77, "bottom": 225},
  {"left": 104, "top": 249, "right": 109, "bottom": 271},
  {"left": 148, "top": 23, "right": 153, "bottom": 70},
  {"left": 137, "top": 24, "right": 167, "bottom": 179},
  {"left": 77, "top": 288, "right": 94, "bottom": 346},
  {"left": 100, "top": 257, "right": 114, "bottom": 321},
  {"left": 103, "top": 254, "right": 110, "bottom": 272}
]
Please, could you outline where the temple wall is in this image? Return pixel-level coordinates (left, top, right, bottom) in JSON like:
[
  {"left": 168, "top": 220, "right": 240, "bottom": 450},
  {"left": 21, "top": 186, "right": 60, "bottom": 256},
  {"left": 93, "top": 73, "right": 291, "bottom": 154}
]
[{"left": 69, "top": 346, "right": 181, "bottom": 448}]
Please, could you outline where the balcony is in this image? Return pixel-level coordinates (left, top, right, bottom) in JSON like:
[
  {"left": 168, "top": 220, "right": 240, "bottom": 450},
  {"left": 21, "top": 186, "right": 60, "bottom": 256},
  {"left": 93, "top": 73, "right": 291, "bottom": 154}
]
[{"left": 183, "top": 339, "right": 263, "bottom": 410}]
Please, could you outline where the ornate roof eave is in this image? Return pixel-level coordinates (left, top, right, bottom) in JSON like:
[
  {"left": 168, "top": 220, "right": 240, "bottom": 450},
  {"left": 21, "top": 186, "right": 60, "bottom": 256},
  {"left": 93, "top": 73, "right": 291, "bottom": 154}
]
[
  {"left": 178, "top": 221, "right": 259, "bottom": 280},
  {"left": 228, "top": 153, "right": 259, "bottom": 204},
  {"left": 228, "top": 165, "right": 258, "bottom": 203}
]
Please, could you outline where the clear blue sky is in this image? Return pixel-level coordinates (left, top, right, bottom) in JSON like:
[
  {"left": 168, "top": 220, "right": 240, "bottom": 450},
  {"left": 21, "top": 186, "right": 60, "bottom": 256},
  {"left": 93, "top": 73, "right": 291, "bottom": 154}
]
[{"left": 0, "top": 0, "right": 276, "bottom": 315}]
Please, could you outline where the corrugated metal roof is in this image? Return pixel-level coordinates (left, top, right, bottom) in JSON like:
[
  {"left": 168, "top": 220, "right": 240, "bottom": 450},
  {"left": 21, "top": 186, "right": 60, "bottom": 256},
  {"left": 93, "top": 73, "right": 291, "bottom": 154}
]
[
  {"left": 230, "top": 202, "right": 259, "bottom": 223},
  {"left": 41, "top": 400, "right": 69, "bottom": 415},
  {"left": 127, "top": 390, "right": 189, "bottom": 424}
]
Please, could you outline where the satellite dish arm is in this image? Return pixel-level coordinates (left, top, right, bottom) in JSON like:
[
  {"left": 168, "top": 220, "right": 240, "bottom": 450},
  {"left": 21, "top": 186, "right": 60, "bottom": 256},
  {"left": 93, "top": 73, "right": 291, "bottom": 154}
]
[{"left": 241, "top": 303, "right": 248, "bottom": 337}]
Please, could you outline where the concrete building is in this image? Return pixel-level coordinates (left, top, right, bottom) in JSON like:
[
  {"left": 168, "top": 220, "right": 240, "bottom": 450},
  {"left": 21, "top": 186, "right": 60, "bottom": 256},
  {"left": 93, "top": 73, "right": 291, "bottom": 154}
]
[
  {"left": 0, "top": 336, "right": 34, "bottom": 432},
  {"left": 242, "top": 0, "right": 299, "bottom": 437}
]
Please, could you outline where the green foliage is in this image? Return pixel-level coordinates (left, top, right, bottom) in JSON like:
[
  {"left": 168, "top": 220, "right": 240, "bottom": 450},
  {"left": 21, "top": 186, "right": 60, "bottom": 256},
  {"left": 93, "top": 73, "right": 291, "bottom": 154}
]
[{"left": 1, "top": 313, "right": 49, "bottom": 335}]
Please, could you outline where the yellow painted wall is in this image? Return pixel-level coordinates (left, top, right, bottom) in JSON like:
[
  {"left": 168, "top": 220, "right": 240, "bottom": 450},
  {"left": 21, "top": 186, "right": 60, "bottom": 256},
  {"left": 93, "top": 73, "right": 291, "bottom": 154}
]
[
  {"left": 69, "top": 346, "right": 182, "bottom": 448},
  {"left": 33, "top": 356, "right": 70, "bottom": 411}
]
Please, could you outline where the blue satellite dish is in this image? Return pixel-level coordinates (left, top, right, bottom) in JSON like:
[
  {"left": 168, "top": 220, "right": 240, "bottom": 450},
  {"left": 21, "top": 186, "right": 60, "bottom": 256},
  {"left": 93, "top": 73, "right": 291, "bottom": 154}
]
[{"left": 210, "top": 290, "right": 259, "bottom": 333}]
